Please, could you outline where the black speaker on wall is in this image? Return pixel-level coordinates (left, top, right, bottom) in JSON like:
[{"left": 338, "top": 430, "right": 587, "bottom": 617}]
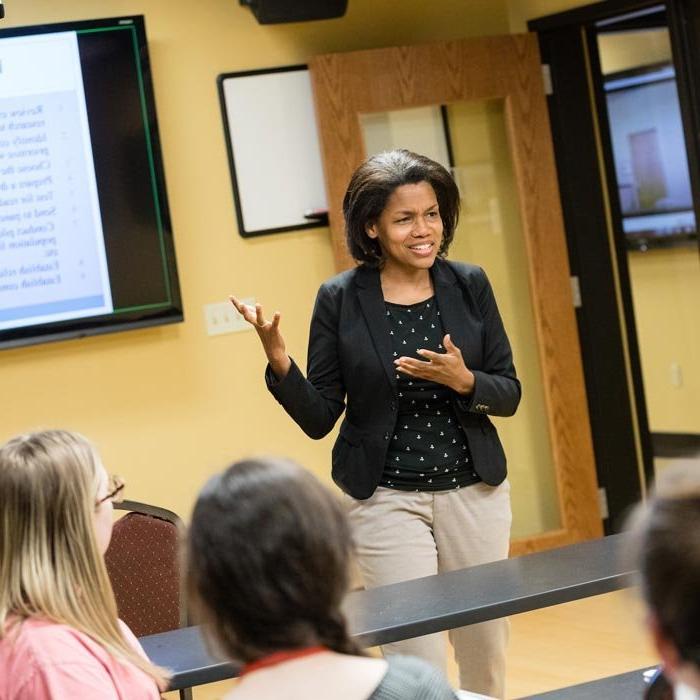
[{"left": 240, "top": 0, "right": 347, "bottom": 24}]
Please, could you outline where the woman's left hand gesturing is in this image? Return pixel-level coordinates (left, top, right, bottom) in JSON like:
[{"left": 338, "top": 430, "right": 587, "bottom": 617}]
[{"left": 395, "top": 334, "right": 475, "bottom": 395}]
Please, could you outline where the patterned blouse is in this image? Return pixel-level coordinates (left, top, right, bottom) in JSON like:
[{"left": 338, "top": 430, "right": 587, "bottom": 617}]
[{"left": 379, "top": 296, "right": 479, "bottom": 492}]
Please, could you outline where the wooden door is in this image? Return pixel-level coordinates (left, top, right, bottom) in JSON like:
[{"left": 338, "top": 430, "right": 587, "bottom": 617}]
[{"left": 309, "top": 35, "right": 603, "bottom": 554}]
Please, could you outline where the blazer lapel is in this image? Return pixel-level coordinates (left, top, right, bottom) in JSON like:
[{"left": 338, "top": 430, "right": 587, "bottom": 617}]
[
  {"left": 431, "top": 259, "right": 469, "bottom": 351},
  {"left": 355, "top": 266, "right": 397, "bottom": 392}
]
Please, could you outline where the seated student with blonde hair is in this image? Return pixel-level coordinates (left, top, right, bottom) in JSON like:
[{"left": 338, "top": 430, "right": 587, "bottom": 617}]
[
  {"left": 0, "top": 430, "right": 167, "bottom": 699},
  {"left": 186, "top": 456, "right": 461, "bottom": 700},
  {"left": 629, "top": 464, "right": 700, "bottom": 700}
]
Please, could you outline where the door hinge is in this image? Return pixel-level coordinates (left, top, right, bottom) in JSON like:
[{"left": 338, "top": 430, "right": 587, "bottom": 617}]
[
  {"left": 570, "top": 275, "right": 582, "bottom": 308},
  {"left": 542, "top": 64, "right": 553, "bottom": 96},
  {"left": 598, "top": 487, "right": 609, "bottom": 520}
]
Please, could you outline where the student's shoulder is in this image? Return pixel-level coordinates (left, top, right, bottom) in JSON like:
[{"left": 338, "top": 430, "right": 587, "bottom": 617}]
[
  {"left": 7, "top": 617, "right": 97, "bottom": 662},
  {"left": 384, "top": 653, "right": 449, "bottom": 679},
  {"left": 118, "top": 618, "right": 150, "bottom": 658},
  {"left": 1, "top": 618, "right": 105, "bottom": 695},
  {"left": 376, "top": 655, "right": 457, "bottom": 699}
]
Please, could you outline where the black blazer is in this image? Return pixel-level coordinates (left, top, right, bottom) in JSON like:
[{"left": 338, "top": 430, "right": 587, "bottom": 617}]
[{"left": 267, "top": 258, "right": 521, "bottom": 499}]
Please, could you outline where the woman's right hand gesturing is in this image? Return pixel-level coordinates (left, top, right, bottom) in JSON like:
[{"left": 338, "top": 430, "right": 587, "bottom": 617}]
[{"left": 229, "top": 296, "right": 291, "bottom": 380}]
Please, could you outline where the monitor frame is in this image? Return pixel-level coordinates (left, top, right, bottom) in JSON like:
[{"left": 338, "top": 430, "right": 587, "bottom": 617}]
[
  {"left": 603, "top": 60, "right": 698, "bottom": 251},
  {"left": 0, "top": 15, "right": 182, "bottom": 351}
]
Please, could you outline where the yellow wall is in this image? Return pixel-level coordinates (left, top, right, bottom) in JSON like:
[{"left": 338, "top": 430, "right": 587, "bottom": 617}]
[
  {"left": 507, "top": 0, "right": 590, "bottom": 32},
  {"left": 13, "top": 0, "right": 691, "bottom": 540},
  {"left": 628, "top": 248, "right": 700, "bottom": 432},
  {"left": 0, "top": 0, "right": 512, "bottom": 522},
  {"left": 598, "top": 29, "right": 672, "bottom": 73}
]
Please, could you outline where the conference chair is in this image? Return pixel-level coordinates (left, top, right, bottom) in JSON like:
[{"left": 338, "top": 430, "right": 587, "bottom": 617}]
[{"left": 105, "top": 499, "right": 192, "bottom": 700}]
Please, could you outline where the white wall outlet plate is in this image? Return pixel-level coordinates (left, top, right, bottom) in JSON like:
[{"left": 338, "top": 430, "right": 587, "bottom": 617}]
[
  {"left": 670, "top": 362, "right": 683, "bottom": 388},
  {"left": 204, "top": 297, "right": 255, "bottom": 336}
]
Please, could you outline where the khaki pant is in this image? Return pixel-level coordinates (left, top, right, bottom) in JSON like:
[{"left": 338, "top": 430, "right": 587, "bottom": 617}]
[{"left": 344, "top": 480, "right": 512, "bottom": 698}]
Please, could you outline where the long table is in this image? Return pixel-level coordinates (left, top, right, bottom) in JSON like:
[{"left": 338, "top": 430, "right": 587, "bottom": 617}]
[
  {"left": 140, "top": 533, "right": 635, "bottom": 691},
  {"left": 521, "top": 667, "right": 657, "bottom": 698}
]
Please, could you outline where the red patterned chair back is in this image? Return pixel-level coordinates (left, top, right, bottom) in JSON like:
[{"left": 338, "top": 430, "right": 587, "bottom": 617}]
[{"left": 104, "top": 501, "right": 185, "bottom": 638}]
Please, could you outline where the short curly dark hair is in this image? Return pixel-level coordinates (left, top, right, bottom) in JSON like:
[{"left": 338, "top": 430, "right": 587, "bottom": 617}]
[{"left": 343, "top": 149, "right": 460, "bottom": 267}]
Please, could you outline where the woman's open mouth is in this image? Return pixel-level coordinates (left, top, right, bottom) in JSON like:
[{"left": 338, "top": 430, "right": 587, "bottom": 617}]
[{"left": 408, "top": 242, "right": 435, "bottom": 256}]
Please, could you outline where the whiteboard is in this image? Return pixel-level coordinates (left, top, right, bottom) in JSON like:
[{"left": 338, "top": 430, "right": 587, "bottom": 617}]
[{"left": 218, "top": 65, "right": 328, "bottom": 237}]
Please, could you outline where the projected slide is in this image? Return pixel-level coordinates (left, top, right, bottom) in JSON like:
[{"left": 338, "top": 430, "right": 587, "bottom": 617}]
[{"left": 0, "top": 31, "right": 113, "bottom": 331}]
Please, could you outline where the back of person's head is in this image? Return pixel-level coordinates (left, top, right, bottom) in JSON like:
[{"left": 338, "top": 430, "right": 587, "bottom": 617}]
[
  {"left": 187, "top": 456, "right": 362, "bottom": 663},
  {"left": 628, "top": 465, "right": 700, "bottom": 691},
  {"left": 0, "top": 429, "right": 166, "bottom": 686}
]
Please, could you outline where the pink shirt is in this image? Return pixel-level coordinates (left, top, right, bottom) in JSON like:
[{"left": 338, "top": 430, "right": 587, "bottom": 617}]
[{"left": 0, "top": 617, "right": 161, "bottom": 700}]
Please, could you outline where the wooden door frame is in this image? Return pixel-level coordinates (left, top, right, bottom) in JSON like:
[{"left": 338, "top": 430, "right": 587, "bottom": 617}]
[{"left": 309, "top": 35, "right": 603, "bottom": 554}]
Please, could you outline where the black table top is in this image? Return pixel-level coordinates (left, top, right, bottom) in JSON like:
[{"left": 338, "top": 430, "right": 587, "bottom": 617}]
[
  {"left": 140, "top": 533, "right": 635, "bottom": 691},
  {"left": 345, "top": 533, "right": 634, "bottom": 647},
  {"left": 521, "top": 667, "right": 657, "bottom": 698}
]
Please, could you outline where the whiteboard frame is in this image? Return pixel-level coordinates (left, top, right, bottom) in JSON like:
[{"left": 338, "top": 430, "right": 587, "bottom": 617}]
[{"left": 217, "top": 64, "right": 328, "bottom": 238}]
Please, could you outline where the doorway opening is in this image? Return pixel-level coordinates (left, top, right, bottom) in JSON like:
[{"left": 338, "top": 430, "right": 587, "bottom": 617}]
[{"left": 531, "top": 0, "right": 700, "bottom": 531}]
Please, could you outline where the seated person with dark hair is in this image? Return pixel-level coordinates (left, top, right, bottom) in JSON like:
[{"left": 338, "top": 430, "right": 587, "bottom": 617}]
[
  {"left": 186, "top": 456, "right": 462, "bottom": 700},
  {"left": 629, "top": 465, "right": 700, "bottom": 700}
]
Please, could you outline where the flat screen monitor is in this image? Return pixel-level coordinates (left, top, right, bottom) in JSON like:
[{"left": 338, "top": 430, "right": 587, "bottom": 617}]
[
  {"left": 0, "top": 16, "right": 182, "bottom": 350},
  {"left": 604, "top": 62, "right": 698, "bottom": 251}
]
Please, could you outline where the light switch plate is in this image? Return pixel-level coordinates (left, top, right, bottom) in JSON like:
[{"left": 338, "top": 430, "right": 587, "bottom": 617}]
[{"left": 204, "top": 297, "right": 254, "bottom": 336}]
